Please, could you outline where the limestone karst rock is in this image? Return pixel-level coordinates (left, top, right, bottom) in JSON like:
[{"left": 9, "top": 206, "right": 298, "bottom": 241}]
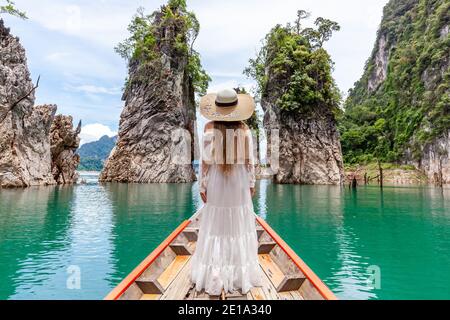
[
  {"left": 0, "top": 20, "right": 81, "bottom": 187},
  {"left": 263, "top": 95, "right": 345, "bottom": 185},
  {"left": 50, "top": 114, "right": 81, "bottom": 185},
  {"left": 100, "top": 6, "right": 198, "bottom": 183},
  {"left": 248, "top": 16, "right": 345, "bottom": 185},
  {"left": 0, "top": 19, "right": 56, "bottom": 187},
  {"left": 342, "top": 0, "right": 449, "bottom": 184}
]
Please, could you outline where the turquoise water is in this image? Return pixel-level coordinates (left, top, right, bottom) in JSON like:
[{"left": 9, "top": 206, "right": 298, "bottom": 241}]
[{"left": 0, "top": 173, "right": 449, "bottom": 300}]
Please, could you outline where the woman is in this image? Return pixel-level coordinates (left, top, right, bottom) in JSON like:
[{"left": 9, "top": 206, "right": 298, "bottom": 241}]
[{"left": 191, "top": 88, "right": 262, "bottom": 296}]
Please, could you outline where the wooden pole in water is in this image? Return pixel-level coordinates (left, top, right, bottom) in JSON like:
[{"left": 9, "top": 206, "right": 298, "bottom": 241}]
[
  {"left": 437, "top": 156, "right": 443, "bottom": 188},
  {"left": 378, "top": 160, "right": 383, "bottom": 188},
  {"left": 351, "top": 176, "right": 357, "bottom": 189}
]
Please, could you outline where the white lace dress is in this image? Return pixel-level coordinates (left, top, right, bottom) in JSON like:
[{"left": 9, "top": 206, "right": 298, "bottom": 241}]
[{"left": 190, "top": 130, "right": 262, "bottom": 295}]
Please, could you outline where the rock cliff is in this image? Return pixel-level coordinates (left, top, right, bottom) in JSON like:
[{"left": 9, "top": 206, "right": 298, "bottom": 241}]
[
  {"left": 0, "top": 19, "right": 56, "bottom": 187},
  {"left": 263, "top": 92, "right": 344, "bottom": 185},
  {"left": 100, "top": 4, "right": 200, "bottom": 183},
  {"left": 340, "top": 0, "right": 449, "bottom": 184},
  {"left": 246, "top": 14, "right": 345, "bottom": 185},
  {"left": 0, "top": 20, "right": 81, "bottom": 187},
  {"left": 50, "top": 114, "right": 81, "bottom": 184},
  {"left": 405, "top": 129, "right": 450, "bottom": 185}
]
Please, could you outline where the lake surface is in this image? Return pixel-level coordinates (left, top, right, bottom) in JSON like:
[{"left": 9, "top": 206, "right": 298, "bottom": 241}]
[{"left": 0, "top": 172, "right": 449, "bottom": 300}]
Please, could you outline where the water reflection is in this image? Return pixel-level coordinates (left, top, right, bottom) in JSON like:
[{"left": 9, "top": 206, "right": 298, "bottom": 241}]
[
  {"left": 103, "top": 182, "right": 197, "bottom": 286},
  {"left": 0, "top": 186, "right": 74, "bottom": 299}
]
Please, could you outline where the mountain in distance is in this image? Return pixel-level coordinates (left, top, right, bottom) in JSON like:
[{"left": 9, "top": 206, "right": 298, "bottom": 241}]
[{"left": 77, "top": 135, "right": 117, "bottom": 171}]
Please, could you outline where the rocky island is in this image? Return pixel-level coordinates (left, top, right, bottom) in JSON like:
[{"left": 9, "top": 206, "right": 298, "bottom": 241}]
[
  {"left": 100, "top": 1, "right": 210, "bottom": 183},
  {"left": 0, "top": 19, "right": 80, "bottom": 187},
  {"left": 245, "top": 11, "right": 345, "bottom": 185}
]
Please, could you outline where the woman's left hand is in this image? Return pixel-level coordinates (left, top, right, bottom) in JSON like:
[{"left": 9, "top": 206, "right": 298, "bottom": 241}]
[{"left": 250, "top": 187, "right": 256, "bottom": 198}]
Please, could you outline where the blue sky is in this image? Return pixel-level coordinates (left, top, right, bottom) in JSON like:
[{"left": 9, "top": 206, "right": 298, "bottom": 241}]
[{"left": 3, "top": 0, "right": 389, "bottom": 144}]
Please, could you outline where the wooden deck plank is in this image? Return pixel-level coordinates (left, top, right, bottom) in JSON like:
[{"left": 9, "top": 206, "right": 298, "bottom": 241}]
[
  {"left": 140, "top": 294, "right": 161, "bottom": 300},
  {"left": 225, "top": 290, "right": 252, "bottom": 300},
  {"left": 250, "top": 266, "right": 280, "bottom": 300},
  {"left": 278, "top": 291, "right": 295, "bottom": 300},
  {"left": 249, "top": 287, "right": 265, "bottom": 300},
  {"left": 278, "top": 291, "right": 305, "bottom": 300},
  {"left": 290, "top": 290, "right": 305, "bottom": 300},
  {"left": 161, "top": 258, "right": 194, "bottom": 300},
  {"left": 258, "top": 254, "right": 285, "bottom": 289},
  {"left": 157, "top": 255, "right": 190, "bottom": 289},
  {"left": 192, "top": 291, "right": 220, "bottom": 300}
]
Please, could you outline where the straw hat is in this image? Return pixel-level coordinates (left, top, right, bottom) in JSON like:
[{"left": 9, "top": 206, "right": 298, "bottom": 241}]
[{"left": 199, "top": 89, "right": 255, "bottom": 122}]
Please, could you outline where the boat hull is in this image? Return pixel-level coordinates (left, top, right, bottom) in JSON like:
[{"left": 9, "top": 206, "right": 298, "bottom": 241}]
[{"left": 105, "top": 216, "right": 337, "bottom": 300}]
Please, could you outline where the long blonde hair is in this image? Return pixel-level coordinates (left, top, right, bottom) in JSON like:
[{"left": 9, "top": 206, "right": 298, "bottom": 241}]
[{"left": 208, "top": 121, "right": 252, "bottom": 175}]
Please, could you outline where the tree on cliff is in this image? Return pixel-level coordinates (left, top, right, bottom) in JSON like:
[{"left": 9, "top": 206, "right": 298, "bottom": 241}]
[
  {"left": 115, "top": 0, "right": 210, "bottom": 95},
  {"left": 244, "top": 10, "right": 341, "bottom": 115},
  {"left": 0, "top": 0, "right": 27, "bottom": 19}
]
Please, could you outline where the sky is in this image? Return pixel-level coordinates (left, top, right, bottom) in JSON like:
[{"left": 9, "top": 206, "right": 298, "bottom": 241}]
[{"left": 2, "top": 0, "right": 389, "bottom": 144}]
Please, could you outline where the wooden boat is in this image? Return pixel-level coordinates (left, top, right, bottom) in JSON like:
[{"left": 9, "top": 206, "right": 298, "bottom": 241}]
[{"left": 105, "top": 215, "right": 337, "bottom": 300}]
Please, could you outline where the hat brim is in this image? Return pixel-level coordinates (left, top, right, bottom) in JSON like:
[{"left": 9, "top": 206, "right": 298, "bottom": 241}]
[{"left": 199, "top": 94, "right": 255, "bottom": 122}]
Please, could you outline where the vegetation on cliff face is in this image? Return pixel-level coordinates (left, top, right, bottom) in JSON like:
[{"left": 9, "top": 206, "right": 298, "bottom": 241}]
[
  {"left": 0, "top": 0, "right": 27, "bottom": 19},
  {"left": 116, "top": 0, "right": 210, "bottom": 95},
  {"left": 340, "top": 0, "right": 449, "bottom": 164},
  {"left": 244, "top": 10, "right": 341, "bottom": 115}
]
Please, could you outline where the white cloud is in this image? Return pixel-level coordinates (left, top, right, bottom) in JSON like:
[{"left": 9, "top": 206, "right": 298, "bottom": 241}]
[
  {"left": 207, "top": 80, "right": 254, "bottom": 94},
  {"left": 14, "top": 0, "right": 166, "bottom": 49},
  {"left": 80, "top": 123, "right": 117, "bottom": 145},
  {"left": 66, "top": 84, "right": 121, "bottom": 95},
  {"left": 45, "top": 51, "right": 71, "bottom": 61}
]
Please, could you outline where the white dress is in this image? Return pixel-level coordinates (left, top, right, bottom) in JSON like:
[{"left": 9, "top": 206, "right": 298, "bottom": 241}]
[{"left": 190, "top": 130, "right": 262, "bottom": 295}]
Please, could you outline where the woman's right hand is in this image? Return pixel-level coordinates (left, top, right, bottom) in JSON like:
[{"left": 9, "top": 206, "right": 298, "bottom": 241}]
[{"left": 200, "top": 192, "right": 207, "bottom": 203}]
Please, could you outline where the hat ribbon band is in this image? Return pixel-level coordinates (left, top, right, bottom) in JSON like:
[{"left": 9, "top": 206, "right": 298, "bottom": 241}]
[{"left": 215, "top": 100, "right": 238, "bottom": 107}]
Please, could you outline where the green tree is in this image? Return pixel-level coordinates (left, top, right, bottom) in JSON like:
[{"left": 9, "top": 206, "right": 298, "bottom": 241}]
[
  {"left": 0, "top": 0, "right": 27, "bottom": 19},
  {"left": 244, "top": 11, "right": 341, "bottom": 114},
  {"left": 116, "top": 0, "right": 210, "bottom": 95},
  {"left": 294, "top": 10, "right": 310, "bottom": 34},
  {"left": 314, "top": 17, "right": 340, "bottom": 47}
]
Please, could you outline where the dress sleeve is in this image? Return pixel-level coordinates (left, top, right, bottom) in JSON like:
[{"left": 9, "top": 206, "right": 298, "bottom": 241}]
[
  {"left": 199, "top": 162, "right": 209, "bottom": 194},
  {"left": 199, "top": 130, "right": 214, "bottom": 194},
  {"left": 245, "top": 129, "right": 256, "bottom": 188}
]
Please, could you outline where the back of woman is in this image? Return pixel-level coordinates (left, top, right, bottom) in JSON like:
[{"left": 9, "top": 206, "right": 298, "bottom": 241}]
[
  {"left": 201, "top": 121, "right": 255, "bottom": 207},
  {"left": 191, "top": 89, "right": 262, "bottom": 296}
]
